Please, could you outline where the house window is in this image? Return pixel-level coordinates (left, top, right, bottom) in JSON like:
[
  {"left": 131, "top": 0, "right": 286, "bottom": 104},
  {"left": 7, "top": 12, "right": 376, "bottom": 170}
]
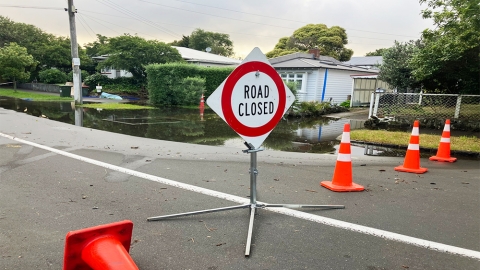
[
  {"left": 279, "top": 72, "right": 306, "bottom": 92},
  {"left": 101, "top": 67, "right": 111, "bottom": 74}
]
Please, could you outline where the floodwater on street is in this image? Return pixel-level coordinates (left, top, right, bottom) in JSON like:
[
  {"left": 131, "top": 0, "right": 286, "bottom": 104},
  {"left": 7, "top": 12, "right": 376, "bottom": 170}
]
[{"left": 0, "top": 96, "right": 477, "bottom": 159}]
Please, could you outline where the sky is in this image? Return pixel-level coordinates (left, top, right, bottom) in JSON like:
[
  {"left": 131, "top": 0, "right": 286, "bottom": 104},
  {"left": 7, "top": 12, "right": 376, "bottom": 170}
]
[{"left": 0, "top": 0, "right": 435, "bottom": 59}]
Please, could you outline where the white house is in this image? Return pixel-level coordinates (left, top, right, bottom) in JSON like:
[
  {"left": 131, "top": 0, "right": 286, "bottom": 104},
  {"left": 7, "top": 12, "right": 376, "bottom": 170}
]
[
  {"left": 269, "top": 50, "right": 379, "bottom": 104},
  {"left": 92, "top": 46, "right": 241, "bottom": 79}
]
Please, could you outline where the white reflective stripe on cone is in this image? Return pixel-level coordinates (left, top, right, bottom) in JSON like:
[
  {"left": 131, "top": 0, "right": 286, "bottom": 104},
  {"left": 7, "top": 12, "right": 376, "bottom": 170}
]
[
  {"left": 341, "top": 132, "right": 350, "bottom": 143},
  {"left": 444, "top": 124, "right": 450, "bottom": 132},
  {"left": 408, "top": 144, "right": 420, "bottom": 150},
  {"left": 440, "top": 137, "right": 450, "bottom": 143},
  {"left": 411, "top": 127, "right": 419, "bottom": 136},
  {"left": 337, "top": 153, "right": 352, "bottom": 162}
]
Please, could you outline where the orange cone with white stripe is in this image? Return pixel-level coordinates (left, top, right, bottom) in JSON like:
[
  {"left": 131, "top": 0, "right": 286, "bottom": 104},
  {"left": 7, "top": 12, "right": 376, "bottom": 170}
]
[
  {"left": 321, "top": 123, "right": 364, "bottom": 192},
  {"left": 394, "top": 120, "right": 428, "bottom": 174},
  {"left": 429, "top": 119, "right": 456, "bottom": 162},
  {"left": 200, "top": 94, "right": 205, "bottom": 110}
]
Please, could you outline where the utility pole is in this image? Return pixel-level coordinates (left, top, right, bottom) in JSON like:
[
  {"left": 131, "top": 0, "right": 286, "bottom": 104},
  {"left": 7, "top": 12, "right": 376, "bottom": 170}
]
[{"left": 67, "top": 0, "right": 82, "bottom": 105}]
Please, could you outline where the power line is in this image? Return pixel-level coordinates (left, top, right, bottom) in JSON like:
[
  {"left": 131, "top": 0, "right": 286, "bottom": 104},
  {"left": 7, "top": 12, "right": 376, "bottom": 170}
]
[
  {"left": 80, "top": 9, "right": 409, "bottom": 43},
  {"left": 0, "top": 5, "right": 64, "bottom": 11},
  {"left": 80, "top": 10, "right": 284, "bottom": 39},
  {"left": 77, "top": 14, "right": 96, "bottom": 40},
  {"left": 138, "top": 0, "right": 299, "bottom": 30},
  {"left": 80, "top": 12, "right": 156, "bottom": 39},
  {"left": 141, "top": 0, "right": 420, "bottom": 38},
  {"left": 96, "top": 0, "right": 180, "bottom": 39}
]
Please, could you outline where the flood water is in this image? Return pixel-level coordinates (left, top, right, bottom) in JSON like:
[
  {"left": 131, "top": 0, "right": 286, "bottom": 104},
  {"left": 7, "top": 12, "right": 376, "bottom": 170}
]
[{"left": 0, "top": 96, "right": 477, "bottom": 159}]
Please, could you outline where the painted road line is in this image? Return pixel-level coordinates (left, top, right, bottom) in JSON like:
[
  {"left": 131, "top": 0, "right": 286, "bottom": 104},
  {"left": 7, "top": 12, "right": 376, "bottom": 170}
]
[{"left": 1, "top": 132, "right": 479, "bottom": 261}]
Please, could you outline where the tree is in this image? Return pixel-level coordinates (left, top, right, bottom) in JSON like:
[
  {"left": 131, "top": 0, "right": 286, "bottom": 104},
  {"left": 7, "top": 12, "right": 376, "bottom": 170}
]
[
  {"left": 36, "top": 36, "right": 72, "bottom": 72},
  {"left": 409, "top": 0, "right": 480, "bottom": 94},
  {"left": 378, "top": 41, "right": 421, "bottom": 91},
  {"left": 188, "top": 29, "right": 234, "bottom": 57},
  {"left": 266, "top": 24, "right": 354, "bottom": 61},
  {"left": 169, "top": 35, "right": 190, "bottom": 48},
  {"left": 0, "top": 16, "right": 92, "bottom": 80},
  {"left": 365, "top": 48, "right": 388, "bottom": 56},
  {"left": 0, "top": 43, "right": 37, "bottom": 90},
  {"left": 99, "top": 34, "right": 183, "bottom": 84},
  {"left": 84, "top": 34, "right": 110, "bottom": 57}
]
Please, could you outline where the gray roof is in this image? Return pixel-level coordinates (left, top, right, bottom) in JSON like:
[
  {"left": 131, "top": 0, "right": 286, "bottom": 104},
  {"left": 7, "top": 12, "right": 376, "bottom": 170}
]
[
  {"left": 343, "top": 56, "right": 382, "bottom": 66},
  {"left": 268, "top": 52, "right": 378, "bottom": 73},
  {"left": 172, "top": 46, "right": 241, "bottom": 65},
  {"left": 92, "top": 47, "right": 241, "bottom": 66}
]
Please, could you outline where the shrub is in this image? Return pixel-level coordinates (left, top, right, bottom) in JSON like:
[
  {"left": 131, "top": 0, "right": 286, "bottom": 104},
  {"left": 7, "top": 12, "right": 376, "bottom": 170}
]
[
  {"left": 285, "top": 81, "right": 300, "bottom": 111},
  {"left": 286, "top": 101, "right": 347, "bottom": 117},
  {"left": 146, "top": 63, "right": 234, "bottom": 106},
  {"left": 339, "top": 100, "right": 350, "bottom": 108},
  {"left": 38, "top": 69, "right": 67, "bottom": 84},
  {"left": 176, "top": 77, "right": 205, "bottom": 106}
]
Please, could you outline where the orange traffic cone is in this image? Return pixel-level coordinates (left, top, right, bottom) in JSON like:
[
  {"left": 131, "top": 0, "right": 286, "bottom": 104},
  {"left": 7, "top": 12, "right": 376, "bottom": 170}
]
[
  {"left": 429, "top": 119, "right": 457, "bottom": 162},
  {"left": 394, "top": 120, "right": 428, "bottom": 174},
  {"left": 321, "top": 123, "right": 364, "bottom": 192},
  {"left": 200, "top": 94, "right": 205, "bottom": 110},
  {"left": 63, "top": 220, "right": 139, "bottom": 270}
]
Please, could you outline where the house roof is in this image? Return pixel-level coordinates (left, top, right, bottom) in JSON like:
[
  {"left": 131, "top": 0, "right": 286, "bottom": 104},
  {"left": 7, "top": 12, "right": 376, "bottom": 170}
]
[
  {"left": 268, "top": 52, "right": 378, "bottom": 73},
  {"left": 343, "top": 56, "right": 382, "bottom": 67},
  {"left": 92, "top": 46, "right": 241, "bottom": 66},
  {"left": 172, "top": 46, "right": 241, "bottom": 65}
]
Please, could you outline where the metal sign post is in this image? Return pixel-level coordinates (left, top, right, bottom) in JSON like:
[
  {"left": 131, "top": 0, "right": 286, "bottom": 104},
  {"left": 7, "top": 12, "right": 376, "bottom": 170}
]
[
  {"left": 147, "top": 142, "right": 344, "bottom": 256},
  {"left": 147, "top": 48, "right": 345, "bottom": 256}
]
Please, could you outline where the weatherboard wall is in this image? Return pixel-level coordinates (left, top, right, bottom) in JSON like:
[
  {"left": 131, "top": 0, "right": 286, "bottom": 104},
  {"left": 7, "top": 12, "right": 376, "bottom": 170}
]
[{"left": 322, "top": 69, "right": 355, "bottom": 104}]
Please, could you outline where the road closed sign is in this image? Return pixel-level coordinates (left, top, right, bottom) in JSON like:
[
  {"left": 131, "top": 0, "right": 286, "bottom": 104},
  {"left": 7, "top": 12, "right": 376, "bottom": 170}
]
[{"left": 207, "top": 47, "right": 295, "bottom": 149}]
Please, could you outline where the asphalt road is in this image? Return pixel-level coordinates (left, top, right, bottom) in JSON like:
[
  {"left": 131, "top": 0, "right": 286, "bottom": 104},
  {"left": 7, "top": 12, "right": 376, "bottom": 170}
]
[{"left": 0, "top": 107, "right": 479, "bottom": 270}]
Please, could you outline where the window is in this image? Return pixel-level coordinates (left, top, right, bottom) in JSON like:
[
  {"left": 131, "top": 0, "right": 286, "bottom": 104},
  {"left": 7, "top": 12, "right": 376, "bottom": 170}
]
[
  {"left": 101, "top": 67, "right": 111, "bottom": 74},
  {"left": 279, "top": 72, "right": 306, "bottom": 92}
]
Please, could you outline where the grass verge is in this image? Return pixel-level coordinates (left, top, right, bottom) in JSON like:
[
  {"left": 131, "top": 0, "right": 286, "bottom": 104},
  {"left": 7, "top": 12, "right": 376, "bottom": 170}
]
[
  {"left": 350, "top": 129, "right": 480, "bottom": 153},
  {"left": 0, "top": 88, "right": 73, "bottom": 101}
]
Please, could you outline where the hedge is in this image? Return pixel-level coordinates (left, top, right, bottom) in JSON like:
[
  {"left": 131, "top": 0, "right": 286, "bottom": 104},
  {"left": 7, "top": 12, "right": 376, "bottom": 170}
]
[{"left": 146, "top": 63, "right": 234, "bottom": 106}]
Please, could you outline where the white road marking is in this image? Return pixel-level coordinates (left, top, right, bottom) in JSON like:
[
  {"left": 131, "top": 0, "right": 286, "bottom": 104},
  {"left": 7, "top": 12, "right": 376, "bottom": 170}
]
[{"left": 1, "top": 132, "right": 479, "bottom": 261}]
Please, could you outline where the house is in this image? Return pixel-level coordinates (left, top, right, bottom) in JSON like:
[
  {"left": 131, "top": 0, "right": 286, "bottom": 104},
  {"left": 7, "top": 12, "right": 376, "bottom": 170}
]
[
  {"left": 269, "top": 49, "right": 379, "bottom": 104},
  {"left": 92, "top": 46, "right": 241, "bottom": 79},
  {"left": 343, "top": 56, "right": 382, "bottom": 70}
]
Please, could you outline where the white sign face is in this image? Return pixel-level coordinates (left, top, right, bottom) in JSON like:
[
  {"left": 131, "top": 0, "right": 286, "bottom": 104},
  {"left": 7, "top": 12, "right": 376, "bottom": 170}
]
[
  {"left": 72, "top": 58, "right": 81, "bottom": 66},
  {"left": 207, "top": 47, "right": 295, "bottom": 149},
  {"left": 231, "top": 71, "right": 279, "bottom": 128}
]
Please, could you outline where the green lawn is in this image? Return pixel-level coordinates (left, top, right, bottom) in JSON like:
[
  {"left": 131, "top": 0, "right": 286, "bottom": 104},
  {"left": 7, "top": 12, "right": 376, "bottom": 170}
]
[
  {"left": 0, "top": 88, "right": 72, "bottom": 101},
  {"left": 351, "top": 129, "right": 480, "bottom": 153}
]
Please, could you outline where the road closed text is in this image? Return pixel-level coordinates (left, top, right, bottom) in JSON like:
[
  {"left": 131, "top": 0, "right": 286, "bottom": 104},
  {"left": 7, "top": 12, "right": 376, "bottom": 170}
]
[{"left": 238, "top": 85, "right": 275, "bottom": 116}]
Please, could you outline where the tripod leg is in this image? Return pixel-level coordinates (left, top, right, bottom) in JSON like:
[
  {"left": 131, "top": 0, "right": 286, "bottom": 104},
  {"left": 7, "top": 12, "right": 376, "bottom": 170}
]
[
  {"left": 245, "top": 206, "right": 256, "bottom": 257},
  {"left": 147, "top": 204, "right": 250, "bottom": 221},
  {"left": 263, "top": 204, "right": 345, "bottom": 210}
]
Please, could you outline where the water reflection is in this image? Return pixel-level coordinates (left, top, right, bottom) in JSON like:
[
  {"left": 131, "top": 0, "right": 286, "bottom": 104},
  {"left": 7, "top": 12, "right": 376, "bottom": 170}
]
[{"left": 1, "top": 97, "right": 364, "bottom": 154}]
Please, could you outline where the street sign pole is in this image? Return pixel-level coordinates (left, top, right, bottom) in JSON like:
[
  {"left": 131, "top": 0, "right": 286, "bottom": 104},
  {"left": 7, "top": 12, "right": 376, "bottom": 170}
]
[{"left": 147, "top": 48, "right": 344, "bottom": 256}]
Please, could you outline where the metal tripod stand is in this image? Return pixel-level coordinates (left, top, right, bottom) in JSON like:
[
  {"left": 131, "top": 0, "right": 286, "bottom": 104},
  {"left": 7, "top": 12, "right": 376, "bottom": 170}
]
[{"left": 147, "top": 143, "right": 345, "bottom": 256}]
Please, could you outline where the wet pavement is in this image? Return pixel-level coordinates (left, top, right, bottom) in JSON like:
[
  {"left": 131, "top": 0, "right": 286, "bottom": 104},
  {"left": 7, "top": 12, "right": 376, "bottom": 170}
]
[
  {"left": 1, "top": 95, "right": 478, "bottom": 161},
  {"left": 0, "top": 107, "right": 479, "bottom": 269}
]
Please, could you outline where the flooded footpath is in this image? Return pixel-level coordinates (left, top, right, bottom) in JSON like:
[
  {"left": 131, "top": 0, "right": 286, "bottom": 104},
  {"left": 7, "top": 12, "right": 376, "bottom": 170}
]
[{"left": 0, "top": 96, "right": 477, "bottom": 159}]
